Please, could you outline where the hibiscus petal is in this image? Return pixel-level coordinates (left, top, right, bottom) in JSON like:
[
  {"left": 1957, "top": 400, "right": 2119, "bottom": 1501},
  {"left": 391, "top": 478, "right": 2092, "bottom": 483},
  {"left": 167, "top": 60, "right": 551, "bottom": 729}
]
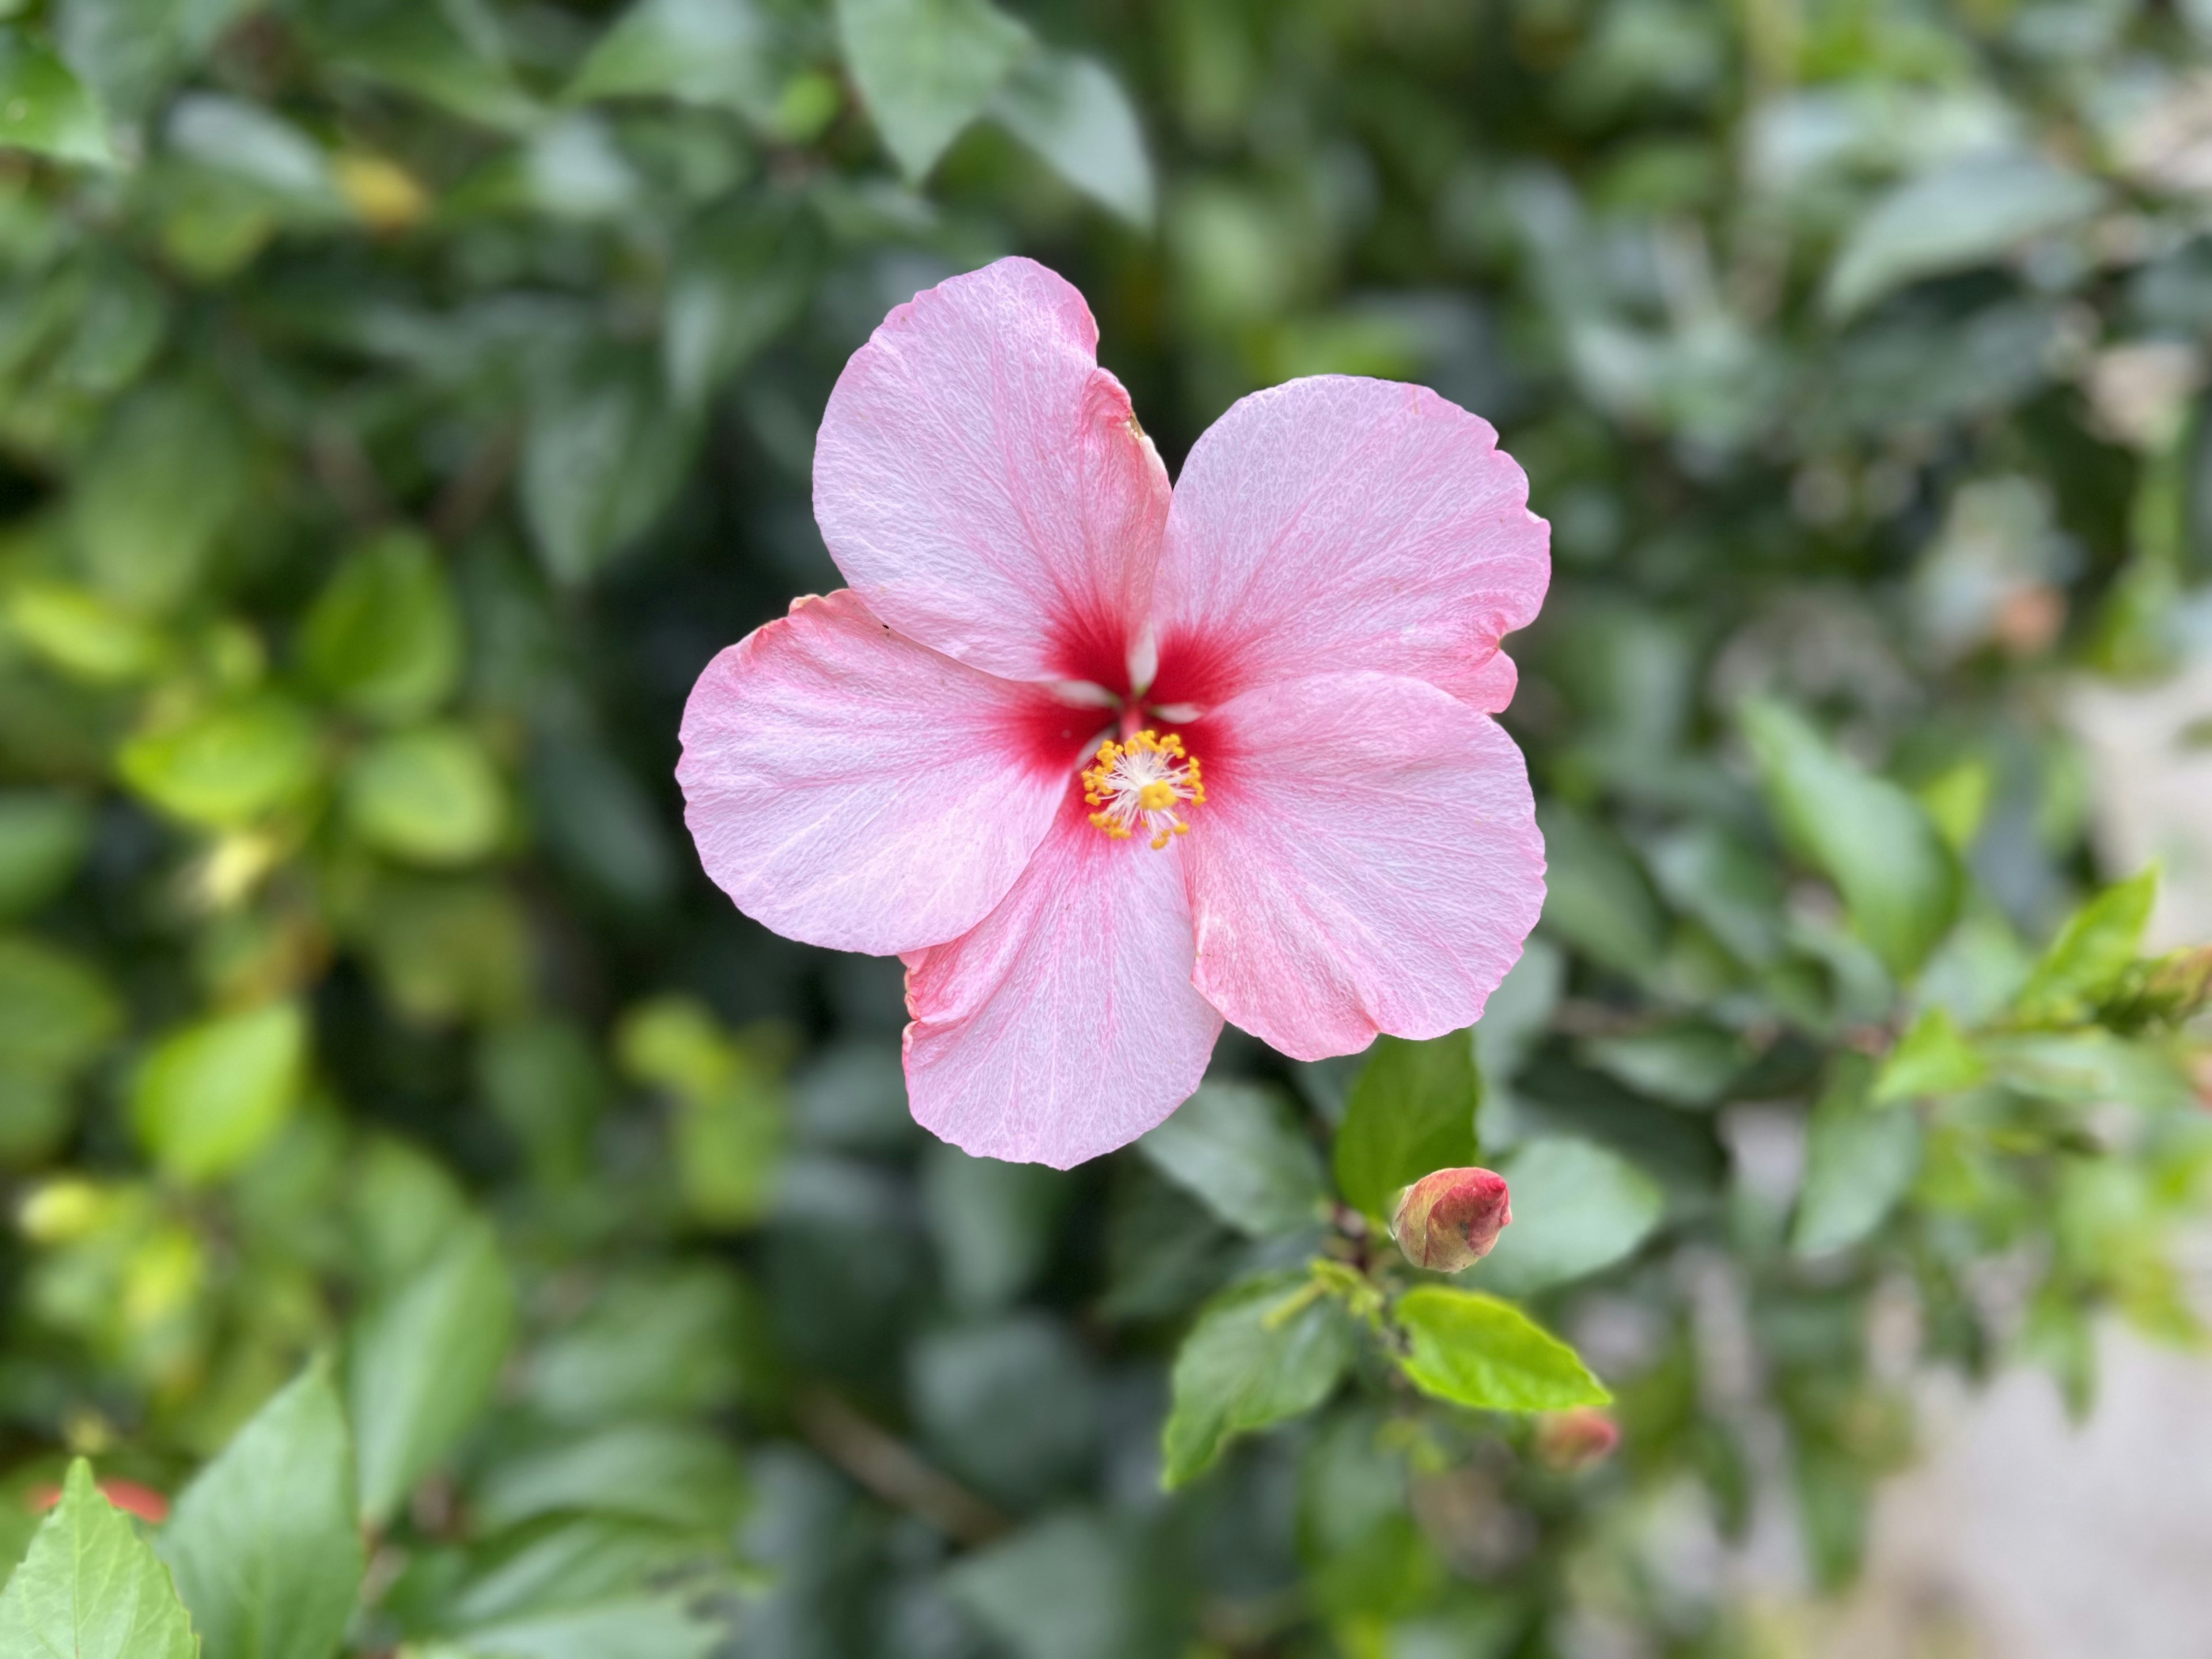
[
  {"left": 815, "top": 257, "right": 1170, "bottom": 688},
  {"left": 678, "top": 589, "right": 1093, "bottom": 956},
  {"left": 904, "top": 796, "right": 1222, "bottom": 1167},
  {"left": 1183, "top": 671, "right": 1544, "bottom": 1061},
  {"left": 1150, "top": 376, "right": 1548, "bottom": 708}
]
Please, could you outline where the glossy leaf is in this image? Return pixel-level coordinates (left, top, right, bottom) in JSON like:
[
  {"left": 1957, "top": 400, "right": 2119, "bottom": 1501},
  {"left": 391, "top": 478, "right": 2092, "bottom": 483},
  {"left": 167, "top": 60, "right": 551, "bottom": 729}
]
[{"left": 1392, "top": 1287, "right": 1609, "bottom": 1413}]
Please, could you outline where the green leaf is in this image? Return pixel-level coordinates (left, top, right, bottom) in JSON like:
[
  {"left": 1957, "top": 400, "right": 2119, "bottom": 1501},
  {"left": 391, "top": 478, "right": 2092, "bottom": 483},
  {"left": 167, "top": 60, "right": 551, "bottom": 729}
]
[
  {"left": 0, "top": 932, "right": 118, "bottom": 1080},
  {"left": 1792, "top": 1056, "right": 1921, "bottom": 1257},
  {"left": 1138, "top": 1081, "right": 1327, "bottom": 1237},
  {"left": 349, "top": 1219, "right": 516, "bottom": 1526},
  {"left": 1580, "top": 1023, "right": 1743, "bottom": 1108},
  {"left": 6, "top": 580, "right": 164, "bottom": 683},
  {"left": 521, "top": 347, "right": 697, "bottom": 585},
  {"left": 71, "top": 382, "right": 251, "bottom": 618},
  {"left": 473, "top": 1423, "right": 744, "bottom": 1533},
  {"left": 1392, "top": 1287, "right": 1609, "bottom": 1413},
  {"left": 300, "top": 531, "right": 462, "bottom": 724},
  {"left": 834, "top": 0, "right": 1029, "bottom": 180},
  {"left": 444, "top": 1593, "right": 725, "bottom": 1659},
  {"left": 52, "top": 0, "right": 248, "bottom": 124},
  {"left": 132, "top": 1001, "right": 307, "bottom": 1184},
  {"left": 1334, "top": 1032, "right": 1479, "bottom": 1224},
  {"left": 662, "top": 202, "right": 816, "bottom": 412},
  {"left": 1825, "top": 154, "right": 2105, "bottom": 319},
  {"left": 1471, "top": 1137, "right": 1665, "bottom": 1296},
  {"left": 0, "top": 1460, "right": 196, "bottom": 1659},
  {"left": 2012, "top": 867, "right": 2158, "bottom": 1027},
  {"left": 1161, "top": 1271, "right": 1357, "bottom": 1488},
  {"left": 160, "top": 1359, "right": 363, "bottom": 1659},
  {"left": 989, "top": 50, "right": 1153, "bottom": 228},
  {"left": 344, "top": 726, "right": 506, "bottom": 866},
  {"left": 0, "top": 793, "right": 92, "bottom": 918},
  {"left": 1742, "top": 698, "right": 1960, "bottom": 981},
  {"left": 1872, "top": 1006, "right": 1987, "bottom": 1104},
  {"left": 119, "top": 698, "right": 322, "bottom": 830},
  {"left": 1536, "top": 802, "right": 1667, "bottom": 978},
  {"left": 945, "top": 1513, "right": 1133, "bottom": 1659},
  {"left": 303, "top": 0, "right": 537, "bottom": 131},
  {"left": 0, "top": 30, "right": 111, "bottom": 165},
  {"left": 567, "top": 0, "right": 778, "bottom": 124}
]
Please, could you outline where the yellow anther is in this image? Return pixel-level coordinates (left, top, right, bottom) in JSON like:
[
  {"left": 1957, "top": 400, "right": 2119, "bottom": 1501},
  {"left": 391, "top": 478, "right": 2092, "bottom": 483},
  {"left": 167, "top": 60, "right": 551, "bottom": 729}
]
[{"left": 1084, "top": 729, "right": 1202, "bottom": 849}]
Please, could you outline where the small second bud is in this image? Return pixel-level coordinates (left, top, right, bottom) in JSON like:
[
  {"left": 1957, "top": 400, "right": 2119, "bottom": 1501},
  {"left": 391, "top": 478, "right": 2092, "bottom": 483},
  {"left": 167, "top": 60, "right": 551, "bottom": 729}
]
[{"left": 1392, "top": 1166, "right": 1512, "bottom": 1272}]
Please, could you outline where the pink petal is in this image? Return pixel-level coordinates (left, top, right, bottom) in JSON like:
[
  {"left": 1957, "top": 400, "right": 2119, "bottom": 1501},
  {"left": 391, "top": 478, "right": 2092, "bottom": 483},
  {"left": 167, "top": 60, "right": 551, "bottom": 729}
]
[
  {"left": 1181, "top": 671, "right": 1544, "bottom": 1061},
  {"left": 1149, "top": 376, "right": 1548, "bottom": 709},
  {"left": 815, "top": 257, "right": 1170, "bottom": 689},
  {"left": 903, "top": 794, "right": 1222, "bottom": 1167},
  {"left": 678, "top": 589, "right": 1097, "bottom": 956}
]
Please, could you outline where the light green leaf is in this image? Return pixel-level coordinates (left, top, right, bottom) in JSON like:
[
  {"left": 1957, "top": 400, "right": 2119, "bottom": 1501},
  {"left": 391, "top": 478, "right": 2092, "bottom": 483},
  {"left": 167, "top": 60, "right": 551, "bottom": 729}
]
[
  {"left": 1872, "top": 1006, "right": 1987, "bottom": 1104},
  {"left": 1825, "top": 154, "right": 2105, "bottom": 319},
  {"left": 1743, "top": 698, "right": 1960, "bottom": 981},
  {"left": 345, "top": 726, "right": 506, "bottom": 867},
  {"left": 522, "top": 348, "right": 697, "bottom": 584},
  {"left": 350, "top": 1219, "right": 516, "bottom": 1526},
  {"left": 119, "top": 698, "right": 321, "bottom": 830},
  {"left": 0, "top": 932, "right": 118, "bottom": 1080},
  {"left": 160, "top": 1359, "right": 363, "bottom": 1659},
  {"left": 132, "top": 1001, "right": 307, "bottom": 1183},
  {"left": 990, "top": 50, "right": 1153, "bottom": 228},
  {"left": 1334, "top": 1032, "right": 1479, "bottom": 1224},
  {"left": 1138, "top": 1081, "right": 1327, "bottom": 1237},
  {"left": 6, "top": 580, "right": 164, "bottom": 683},
  {"left": 567, "top": 0, "right": 778, "bottom": 123},
  {"left": 1392, "top": 1287, "right": 1609, "bottom": 1413},
  {"left": 2012, "top": 867, "right": 2158, "bottom": 1027},
  {"left": 166, "top": 94, "right": 338, "bottom": 210},
  {"left": 834, "top": 0, "right": 1029, "bottom": 180},
  {"left": 0, "top": 793, "right": 92, "bottom": 918},
  {"left": 300, "top": 531, "right": 462, "bottom": 724},
  {"left": 0, "top": 1460, "right": 196, "bottom": 1659},
  {"left": 1161, "top": 1271, "right": 1357, "bottom": 1488},
  {"left": 1471, "top": 1137, "right": 1664, "bottom": 1296},
  {"left": 1793, "top": 1056, "right": 1921, "bottom": 1257},
  {"left": 0, "top": 29, "right": 111, "bottom": 165}
]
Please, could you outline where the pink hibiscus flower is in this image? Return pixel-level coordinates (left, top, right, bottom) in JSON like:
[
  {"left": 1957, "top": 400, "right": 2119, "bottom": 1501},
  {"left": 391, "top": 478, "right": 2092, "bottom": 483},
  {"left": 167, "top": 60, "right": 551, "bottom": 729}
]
[{"left": 679, "top": 258, "right": 1548, "bottom": 1168}]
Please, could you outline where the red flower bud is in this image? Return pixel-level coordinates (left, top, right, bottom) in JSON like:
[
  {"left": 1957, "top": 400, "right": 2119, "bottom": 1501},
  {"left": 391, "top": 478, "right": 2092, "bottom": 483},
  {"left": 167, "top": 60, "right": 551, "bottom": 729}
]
[
  {"left": 1534, "top": 1408, "right": 1619, "bottom": 1472},
  {"left": 1391, "top": 1166, "right": 1512, "bottom": 1272}
]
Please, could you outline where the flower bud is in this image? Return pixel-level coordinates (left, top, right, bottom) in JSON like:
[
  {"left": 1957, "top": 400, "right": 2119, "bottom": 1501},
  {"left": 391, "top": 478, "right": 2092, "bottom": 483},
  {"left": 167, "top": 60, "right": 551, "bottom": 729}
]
[
  {"left": 1534, "top": 1407, "right": 1620, "bottom": 1472},
  {"left": 1392, "top": 1166, "right": 1511, "bottom": 1272}
]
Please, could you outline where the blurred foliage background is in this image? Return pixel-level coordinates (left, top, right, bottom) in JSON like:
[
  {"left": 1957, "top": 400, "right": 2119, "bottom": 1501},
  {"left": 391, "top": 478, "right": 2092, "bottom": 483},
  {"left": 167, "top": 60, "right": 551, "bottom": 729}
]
[{"left": 1, "top": 0, "right": 2211, "bottom": 1654}]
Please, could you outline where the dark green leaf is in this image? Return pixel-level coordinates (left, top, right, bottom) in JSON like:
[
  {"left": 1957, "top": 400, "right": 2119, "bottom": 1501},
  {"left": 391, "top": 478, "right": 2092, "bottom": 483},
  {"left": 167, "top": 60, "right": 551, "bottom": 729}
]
[
  {"left": 350, "top": 1219, "right": 516, "bottom": 1525},
  {"left": 1138, "top": 1081, "right": 1327, "bottom": 1237},
  {"left": 161, "top": 1360, "right": 363, "bottom": 1659},
  {"left": 0, "top": 793, "right": 92, "bottom": 918},
  {"left": 1161, "top": 1271, "right": 1357, "bottom": 1488},
  {"left": 1334, "top": 1032, "right": 1479, "bottom": 1224},
  {"left": 521, "top": 348, "right": 697, "bottom": 584},
  {"left": 1392, "top": 1287, "right": 1609, "bottom": 1412}
]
